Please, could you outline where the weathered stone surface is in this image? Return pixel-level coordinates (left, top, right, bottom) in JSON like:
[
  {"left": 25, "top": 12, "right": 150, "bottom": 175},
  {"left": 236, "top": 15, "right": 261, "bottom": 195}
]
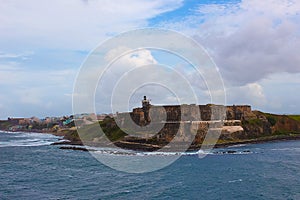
[
  {"left": 117, "top": 104, "right": 251, "bottom": 125},
  {"left": 115, "top": 104, "right": 254, "bottom": 146}
]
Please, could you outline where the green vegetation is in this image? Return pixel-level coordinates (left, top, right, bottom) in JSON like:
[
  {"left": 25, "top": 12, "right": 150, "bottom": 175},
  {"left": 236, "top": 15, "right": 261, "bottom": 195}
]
[
  {"left": 63, "top": 130, "right": 81, "bottom": 142},
  {"left": 77, "top": 123, "right": 101, "bottom": 141},
  {"left": 266, "top": 115, "right": 277, "bottom": 126},
  {"left": 78, "top": 117, "right": 127, "bottom": 142},
  {"left": 260, "top": 112, "right": 278, "bottom": 126},
  {"left": 274, "top": 130, "right": 300, "bottom": 135},
  {"left": 31, "top": 121, "right": 48, "bottom": 130},
  {"left": 99, "top": 117, "right": 127, "bottom": 141},
  {"left": 288, "top": 115, "right": 300, "bottom": 122},
  {"left": 0, "top": 121, "right": 12, "bottom": 130},
  {"left": 243, "top": 118, "right": 262, "bottom": 126},
  {"left": 273, "top": 130, "right": 289, "bottom": 135}
]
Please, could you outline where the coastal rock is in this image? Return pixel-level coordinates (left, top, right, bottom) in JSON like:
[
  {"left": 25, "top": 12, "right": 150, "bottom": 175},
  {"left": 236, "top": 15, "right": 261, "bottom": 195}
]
[{"left": 59, "top": 146, "right": 94, "bottom": 151}]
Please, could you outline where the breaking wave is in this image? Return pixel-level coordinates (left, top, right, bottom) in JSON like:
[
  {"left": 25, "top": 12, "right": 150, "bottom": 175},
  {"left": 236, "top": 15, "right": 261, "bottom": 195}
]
[
  {"left": 74, "top": 146, "right": 254, "bottom": 156},
  {"left": 0, "top": 131, "right": 62, "bottom": 147},
  {"left": 0, "top": 131, "right": 254, "bottom": 155},
  {"left": 270, "top": 147, "right": 300, "bottom": 152}
]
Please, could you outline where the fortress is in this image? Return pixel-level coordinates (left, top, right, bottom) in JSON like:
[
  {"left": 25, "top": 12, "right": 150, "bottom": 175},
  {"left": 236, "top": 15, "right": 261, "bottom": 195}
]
[
  {"left": 117, "top": 96, "right": 254, "bottom": 126},
  {"left": 115, "top": 96, "right": 256, "bottom": 145}
]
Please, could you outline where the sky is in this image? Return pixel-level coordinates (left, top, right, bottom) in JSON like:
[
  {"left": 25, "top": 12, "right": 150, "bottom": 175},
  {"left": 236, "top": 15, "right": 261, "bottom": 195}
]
[{"left": 0, "top": 0, "right": 300, "bottom": 118}]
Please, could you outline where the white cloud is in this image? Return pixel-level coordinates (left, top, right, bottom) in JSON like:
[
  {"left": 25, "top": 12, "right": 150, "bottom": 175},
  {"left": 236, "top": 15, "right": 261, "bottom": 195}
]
[
  {"left": 194, "top": 0, "right": 300, "bottom": 85},
  {"left": 105, "top": 46, "right": 158, "bottom": 67},
  {"left": 0, "top": 0, "right": 183, "bottom": 50},
  {"left": 0, "top": 63, "right": 77, "bottom": 118},
  {"left": 16, "top": 88, "right": 43, "bottom": 105},
  {"left": 0, "top": 51, "right": 34, "bottom": 59},
  {"left": 227, "top": 83, "right": 267, "bottom": 108},
  {"left": 259, "top": 72, "right": 300, "bottom": 113},
  {"left": 154, "top": 0, "right": 300, "bottom": 114},
  {"left": 0, "top": 63, "right": 76, "bottom": 86},
  {"left": 0, "top": 0, "right": 185, "bottom": 117},
  {"left": 240, "top": 0, "right": 300, "bottom": 17},
  {"left": 89, "top": 47, "right": 208, "bottom": 113},
  {"left": 1, "top": 0, "right": 299, "bottom": 116},
  {"left": 95, "top": 48, "right": 159, "bottom": 112},
  {"left": 158, "top": 0, "right": 300, "bottom": 86}
]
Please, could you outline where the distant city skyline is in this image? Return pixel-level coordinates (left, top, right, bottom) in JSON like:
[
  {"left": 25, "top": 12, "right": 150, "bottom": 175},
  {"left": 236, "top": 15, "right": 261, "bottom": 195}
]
[{"left": 0, "top": 0, "right": 300, "bottom": 119}]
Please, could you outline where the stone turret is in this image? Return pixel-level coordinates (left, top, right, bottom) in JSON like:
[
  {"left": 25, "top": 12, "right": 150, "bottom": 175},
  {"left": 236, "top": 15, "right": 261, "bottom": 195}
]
[{"left": 142, "top": 96, "right": 151, "bottom": 123}]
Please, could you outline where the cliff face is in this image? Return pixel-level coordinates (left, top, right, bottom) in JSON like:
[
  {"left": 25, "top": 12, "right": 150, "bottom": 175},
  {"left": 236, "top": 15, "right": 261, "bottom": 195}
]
[
  {"left": 218, "top": 111, "right": 300, "bottom": 145},
  {"left": 114, "top": 105, "right": 300, "bottom": 149},
  {"left": 256, "top": 112, "right": 300, "bottom": 134}
]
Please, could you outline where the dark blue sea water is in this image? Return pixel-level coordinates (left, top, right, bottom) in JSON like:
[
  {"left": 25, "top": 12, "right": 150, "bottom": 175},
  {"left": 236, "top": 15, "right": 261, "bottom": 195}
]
[{"left": 1, "top": 131, "right": 300, "bottom": 199}]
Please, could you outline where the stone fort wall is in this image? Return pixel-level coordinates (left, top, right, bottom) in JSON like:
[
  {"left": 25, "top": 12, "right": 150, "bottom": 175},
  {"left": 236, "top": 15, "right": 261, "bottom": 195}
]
[{"left": 117, "top": 104, "right": 253, "bottom": 126}]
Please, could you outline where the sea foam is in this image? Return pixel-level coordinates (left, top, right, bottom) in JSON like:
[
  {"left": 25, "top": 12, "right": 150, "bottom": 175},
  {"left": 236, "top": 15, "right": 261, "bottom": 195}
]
[{"left": 0, "top": 131, "right": 61, "bottom": 147}]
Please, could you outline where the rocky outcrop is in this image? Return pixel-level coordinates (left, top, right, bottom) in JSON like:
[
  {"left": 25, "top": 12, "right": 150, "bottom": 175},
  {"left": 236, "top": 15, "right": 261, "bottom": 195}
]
[
  {"left": 3, "top": 103, "right": 298, "bottom": 152},
  {"left": 112, "top": 106, "right": 300, "bottom": 150},
  {"left": 47, "top": 107, "right": 300, "bottom": 152}
]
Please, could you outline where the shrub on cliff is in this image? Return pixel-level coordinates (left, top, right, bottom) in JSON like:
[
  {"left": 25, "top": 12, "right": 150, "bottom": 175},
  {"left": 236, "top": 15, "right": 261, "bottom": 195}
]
[{"left": 266, "top": 116, "right": 277, "bottom": 126}]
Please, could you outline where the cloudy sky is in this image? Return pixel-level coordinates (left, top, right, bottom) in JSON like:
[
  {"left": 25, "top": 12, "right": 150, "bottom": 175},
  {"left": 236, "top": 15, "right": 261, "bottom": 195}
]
[{"left": 0, "top": 0, "right": 299, "bottom": 118}]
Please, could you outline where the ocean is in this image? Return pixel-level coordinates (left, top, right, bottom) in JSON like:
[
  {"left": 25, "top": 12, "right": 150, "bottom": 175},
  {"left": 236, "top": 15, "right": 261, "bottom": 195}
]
[{"left": 0, "top": 131, "right": 300, "bottom": 199}]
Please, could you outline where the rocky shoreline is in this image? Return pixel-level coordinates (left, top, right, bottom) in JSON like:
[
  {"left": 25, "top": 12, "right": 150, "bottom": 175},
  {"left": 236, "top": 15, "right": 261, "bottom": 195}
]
[
  {"left": 1, "top": 127, "right": 300, "bottom": 152},
  {"left": 2, "top": 106, "right": 300, "bottom": 152},
  {"left": 51, "top": 132, "right": 300, "bottom": 152}
]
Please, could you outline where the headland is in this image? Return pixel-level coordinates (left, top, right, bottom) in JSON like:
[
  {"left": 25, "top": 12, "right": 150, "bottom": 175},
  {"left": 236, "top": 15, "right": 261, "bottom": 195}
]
[{"left": 1, "top": 97, "right": 300, "bottom": 151}]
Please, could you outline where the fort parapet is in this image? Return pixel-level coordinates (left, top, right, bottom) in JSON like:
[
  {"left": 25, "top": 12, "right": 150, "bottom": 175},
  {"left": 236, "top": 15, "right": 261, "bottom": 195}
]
[
  {"left": 114, "top": 97, "right": 256, "bottom": 144},
  {"left": 117, "top": 102, "right": 254, "bottom": 126}
]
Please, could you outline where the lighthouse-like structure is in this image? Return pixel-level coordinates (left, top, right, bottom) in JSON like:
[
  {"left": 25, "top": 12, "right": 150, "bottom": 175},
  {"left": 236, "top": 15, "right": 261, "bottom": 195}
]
[{"left": 142, "top": 96, "right": 151, "bottom": 123}]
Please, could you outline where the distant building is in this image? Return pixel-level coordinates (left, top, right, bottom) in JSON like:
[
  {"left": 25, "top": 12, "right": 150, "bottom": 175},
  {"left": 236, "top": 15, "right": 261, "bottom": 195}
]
[{"left": 8, "top": 117, "right": 25, "bottom": 125}]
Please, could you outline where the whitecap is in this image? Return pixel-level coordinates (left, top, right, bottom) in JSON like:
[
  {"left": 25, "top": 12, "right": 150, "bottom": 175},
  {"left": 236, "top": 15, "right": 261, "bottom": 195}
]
[
  {"left": 91, "top": 148, "right": 213, "bottom": 157},
  {"left": 270, "top": 147, "right": 300, "bottom": 152},
  {"left": 0, "top": 132, "right": 61, "bottom": 147},
  {"left": 227, "top": 144, "right": 248, "bottom": 148},
  {"left": 228, "top": 179, "right": 243, "bottom": 183}
]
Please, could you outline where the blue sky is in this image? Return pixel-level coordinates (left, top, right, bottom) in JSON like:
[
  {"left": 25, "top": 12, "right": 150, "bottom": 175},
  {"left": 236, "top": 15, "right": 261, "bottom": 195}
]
[{"left": 0, "top": 0, "right": 300, "bottom": 118}]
